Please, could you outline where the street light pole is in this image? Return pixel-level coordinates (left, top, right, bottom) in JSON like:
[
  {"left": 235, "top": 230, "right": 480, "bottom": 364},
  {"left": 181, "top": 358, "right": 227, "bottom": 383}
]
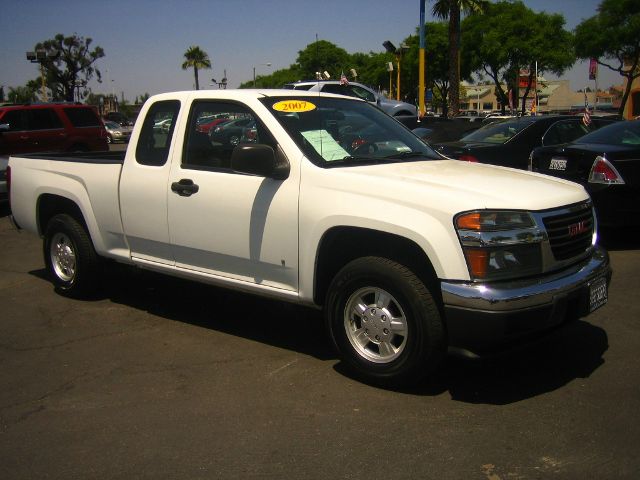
[
  {"left": 383, "top": 41, "right": 408, "bottom": 101},
  {"left": 419, "top": 0, "right": 426, "bottom": 117},
  {"left": 26, "top": 49, "right": 57, "bottom": 102},
  {"left": 253, "top": 62, "right": 272, "bottom": 87}
]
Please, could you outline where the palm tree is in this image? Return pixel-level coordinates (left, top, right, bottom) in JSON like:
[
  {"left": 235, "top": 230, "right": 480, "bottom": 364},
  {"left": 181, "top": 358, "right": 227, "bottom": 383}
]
[
  {"left": 181, "top": 46, "right": 212, "bottom": 90},
  {"left": 432, "top": 0, "right": 487, "bottom": 116}
]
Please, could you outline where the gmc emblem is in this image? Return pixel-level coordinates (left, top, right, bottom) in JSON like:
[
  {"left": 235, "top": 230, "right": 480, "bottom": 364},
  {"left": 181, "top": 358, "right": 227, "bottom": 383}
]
[{"left": 568, "top": 221, "right": 589, "bottom": 237}]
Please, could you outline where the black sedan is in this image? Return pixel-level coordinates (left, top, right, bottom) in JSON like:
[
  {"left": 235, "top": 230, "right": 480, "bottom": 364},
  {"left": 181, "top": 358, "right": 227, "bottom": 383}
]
[
  {"left": 434, "top": 115, "right": 617, "bottom": 170},
  {"left": 530, "top": 120, "right": 640, "bottom": 228}
]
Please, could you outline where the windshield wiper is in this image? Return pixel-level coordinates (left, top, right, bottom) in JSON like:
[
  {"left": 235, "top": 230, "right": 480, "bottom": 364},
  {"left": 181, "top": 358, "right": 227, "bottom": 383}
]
[
  {"left": 325, "top": 156, "right": 395, "bottom": 167},
  {"left": 384, "top": 151, "right": 428, "bottom": 160}
]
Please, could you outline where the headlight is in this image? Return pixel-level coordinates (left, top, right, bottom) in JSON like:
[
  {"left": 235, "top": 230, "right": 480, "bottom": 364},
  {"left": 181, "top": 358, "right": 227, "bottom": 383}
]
[{"left": 455, "top": 210, "right": 543, "bottom": 281}]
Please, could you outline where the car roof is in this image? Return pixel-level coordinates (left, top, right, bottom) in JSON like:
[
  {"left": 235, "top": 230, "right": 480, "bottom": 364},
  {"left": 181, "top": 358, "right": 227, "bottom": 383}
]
[
  {"left": 148, "top": 89, "right": 369, "bottom": 103},
  {"left": 285, "top": 80, "right": 365, "bottom": 86},
  {"left": 0, "top": 102, "right": 90, "bottom": 111}
]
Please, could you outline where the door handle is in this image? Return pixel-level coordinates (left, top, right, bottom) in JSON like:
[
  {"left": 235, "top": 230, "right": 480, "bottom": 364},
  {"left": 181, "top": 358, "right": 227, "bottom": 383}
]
[{"left": 171, "top": 179, "right": 200, "bottom": 197}]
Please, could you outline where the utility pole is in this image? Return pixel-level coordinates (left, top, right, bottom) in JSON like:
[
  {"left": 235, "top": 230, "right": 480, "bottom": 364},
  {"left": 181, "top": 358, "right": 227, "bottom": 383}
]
[{"left": 419, "top": 0, "right": 426, "bottom": 117}]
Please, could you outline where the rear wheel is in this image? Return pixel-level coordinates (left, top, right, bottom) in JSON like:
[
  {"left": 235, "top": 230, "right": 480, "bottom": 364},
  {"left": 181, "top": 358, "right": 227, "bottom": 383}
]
[
  {"left": 43, "top": 214, "right": 101, "bottom": 298},
  {"left": 325, "top": 256, "right": 445, "bottom": 387}
]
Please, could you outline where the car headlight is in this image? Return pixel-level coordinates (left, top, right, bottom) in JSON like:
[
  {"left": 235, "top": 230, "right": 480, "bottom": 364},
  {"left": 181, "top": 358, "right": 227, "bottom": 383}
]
[{"left": 455, "top": 210, "right": 544, "bottom": 281}]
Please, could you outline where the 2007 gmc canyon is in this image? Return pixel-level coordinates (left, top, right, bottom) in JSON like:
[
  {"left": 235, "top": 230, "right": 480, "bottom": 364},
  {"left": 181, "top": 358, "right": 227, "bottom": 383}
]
[{"left": 8, "top": 90, "right": 611, "bottom": 386}]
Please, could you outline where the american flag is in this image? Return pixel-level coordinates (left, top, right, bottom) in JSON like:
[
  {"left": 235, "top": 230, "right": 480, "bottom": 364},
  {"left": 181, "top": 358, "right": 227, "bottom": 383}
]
[{"left": 340, "top": 71, "right": 349, "bottom": 86}]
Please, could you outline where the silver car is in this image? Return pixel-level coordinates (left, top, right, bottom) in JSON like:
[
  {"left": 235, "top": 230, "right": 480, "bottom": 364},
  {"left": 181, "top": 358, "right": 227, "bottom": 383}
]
[
  {"left": 104, "top": 120, "right": 133, "bottom": 144},
  {"left": 284, "top": 80, "right": 417, "bottom": 117}
]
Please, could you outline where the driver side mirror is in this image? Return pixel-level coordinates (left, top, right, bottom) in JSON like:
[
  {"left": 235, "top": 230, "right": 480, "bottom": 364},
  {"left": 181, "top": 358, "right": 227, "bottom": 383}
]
[
  {"left": 0, "top": 123, "right": 9, "bottom": 134},
  {"left": 231, "top": 144, "right": 290, "bottom": 180}
]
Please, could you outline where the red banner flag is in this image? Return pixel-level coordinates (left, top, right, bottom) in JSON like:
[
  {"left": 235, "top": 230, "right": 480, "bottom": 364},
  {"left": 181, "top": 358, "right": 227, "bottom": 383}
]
[{"left": 589, "top": 59, "right": 598, "bottom": 80}]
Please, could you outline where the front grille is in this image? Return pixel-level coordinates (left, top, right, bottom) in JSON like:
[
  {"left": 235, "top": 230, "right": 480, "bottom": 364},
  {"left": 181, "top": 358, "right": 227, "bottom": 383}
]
[{"left": 542, "top": 203, "right": 594, "bottom": 261}]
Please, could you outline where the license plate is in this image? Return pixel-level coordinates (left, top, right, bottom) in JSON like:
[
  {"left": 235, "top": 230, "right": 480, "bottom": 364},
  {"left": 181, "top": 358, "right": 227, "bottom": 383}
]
[
  {"left": 589, "top": 277, "right": 608, "bottom": 312},
  {"left": 549, "top": 157, "right": 568, "bottom": 171}
]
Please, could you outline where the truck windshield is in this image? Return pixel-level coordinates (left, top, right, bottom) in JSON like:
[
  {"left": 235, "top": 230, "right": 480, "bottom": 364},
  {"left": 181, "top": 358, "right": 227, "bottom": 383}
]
[{"left": 260, "top": 96, "right": 441, "bottom": 167}]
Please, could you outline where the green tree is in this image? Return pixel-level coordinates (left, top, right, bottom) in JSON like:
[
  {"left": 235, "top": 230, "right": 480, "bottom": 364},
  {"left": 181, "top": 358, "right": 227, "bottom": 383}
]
[
  {"left": 182, "top": 46, "right": 212, "bottom": 90},
  {"left": 431, "top": 0, "right": 488, "bottom": 116},
  {"left": 296, "top": 40, "right": 350, "bottom": 80},
  {"left": 8, "top": 85, "right": 37, "bottom": 104},
  {"left": 239, "top": 65, "right": 302, "bottom": 88},
  {"left": 34, "top": 33, "right": 105, "bottom": 102},
  {"left": 239, "top": 41, "right": 381, "bottom": 89},
  {"left": 462, "top": 1, "right": 574, "bottom": 114},
  {"left": 574, "top": 0, "right": 640, "bottom": 116}
]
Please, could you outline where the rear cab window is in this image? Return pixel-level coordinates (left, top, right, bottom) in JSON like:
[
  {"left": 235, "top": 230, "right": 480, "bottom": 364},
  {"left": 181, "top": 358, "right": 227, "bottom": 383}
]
[{"left": 136, "top": 100, "right": 181, "bottom": 166}]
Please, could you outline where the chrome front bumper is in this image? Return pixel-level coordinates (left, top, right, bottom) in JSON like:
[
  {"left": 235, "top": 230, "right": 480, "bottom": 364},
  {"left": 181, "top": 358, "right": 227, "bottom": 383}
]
[{"left": 441, "top": 246, "right": 611, "bottom": 357}]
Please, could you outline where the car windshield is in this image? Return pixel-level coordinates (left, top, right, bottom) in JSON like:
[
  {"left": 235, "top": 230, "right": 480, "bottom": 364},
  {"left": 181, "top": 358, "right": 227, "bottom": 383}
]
[
  {"left": 260, "top": 96, "right": 441, "bottom": 167},
  {"left": 575, "top": 120, "right": 640, "bottom": 146},
  {"left": 460, "top": 117, "right": 537, "bottom": 144}
]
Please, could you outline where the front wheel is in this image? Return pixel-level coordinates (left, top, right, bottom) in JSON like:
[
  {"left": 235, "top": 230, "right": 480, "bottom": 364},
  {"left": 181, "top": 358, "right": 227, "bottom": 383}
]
[
  {"left": 325, "top": 256, "right": 445, "bottom": 387},
  {"left": 43, "top": 214, "right": 101, "bottom": 298}
]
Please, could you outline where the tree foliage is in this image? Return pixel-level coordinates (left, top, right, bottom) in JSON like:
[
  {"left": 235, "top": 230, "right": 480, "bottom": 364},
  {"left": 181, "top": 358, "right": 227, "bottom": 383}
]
[
  {"left": 182, "top": 46, "right": 212, "bottom": 90},
  {"left": 462, "top": 1, "right": 574, "bottom": 114},
  {"left": 34, "top": 33, "right": 105, "bottom": 102},
  {"left": 239, "top": 41, "right": 395, "bottom": 93},
  {"left": 8, "top": 85, "right": 38, "bottom": 104},
  {"left": 296, "top": 40, "right": 351, "bottom": 79},
  {"left": 575, "top": 0, "right": 640, "bottom": 115}
]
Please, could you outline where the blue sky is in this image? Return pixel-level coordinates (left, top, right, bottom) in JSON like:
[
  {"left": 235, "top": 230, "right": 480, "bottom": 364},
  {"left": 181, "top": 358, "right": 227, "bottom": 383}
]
[{"left": 0, "top": 0, "right": 620, "bottom": 100}]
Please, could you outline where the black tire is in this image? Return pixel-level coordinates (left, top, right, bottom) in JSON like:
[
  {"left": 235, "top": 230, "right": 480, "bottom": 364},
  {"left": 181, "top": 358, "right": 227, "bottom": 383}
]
[
  {"left": 325, "top": 256, "right": 445, "bottom": 387},
  {"left": 43, "top": 214, "right": 101, "bottom": 298}
]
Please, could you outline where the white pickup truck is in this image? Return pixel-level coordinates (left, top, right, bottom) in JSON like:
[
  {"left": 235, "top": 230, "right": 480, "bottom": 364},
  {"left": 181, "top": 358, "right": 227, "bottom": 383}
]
[{"left": 8, "top": 90, "right": 611, "bottom": 386}]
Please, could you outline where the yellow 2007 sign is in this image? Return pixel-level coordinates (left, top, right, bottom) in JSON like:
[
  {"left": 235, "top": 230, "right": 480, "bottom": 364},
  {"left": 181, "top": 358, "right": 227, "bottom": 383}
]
[{"left": 272, "top": 100, "right": 316, "bottom": 113}]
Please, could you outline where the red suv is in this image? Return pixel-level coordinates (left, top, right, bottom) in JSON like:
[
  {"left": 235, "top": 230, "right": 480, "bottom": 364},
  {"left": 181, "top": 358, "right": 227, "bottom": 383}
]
[{"left": 0, "top": 103, "right": 109, "bottom": 156}]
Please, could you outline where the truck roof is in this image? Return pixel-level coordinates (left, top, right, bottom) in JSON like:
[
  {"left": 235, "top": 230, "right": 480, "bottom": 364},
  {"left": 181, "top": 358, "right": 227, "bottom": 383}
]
[{"left": 148, "top": 89, "right": 366, "bottom": 103}]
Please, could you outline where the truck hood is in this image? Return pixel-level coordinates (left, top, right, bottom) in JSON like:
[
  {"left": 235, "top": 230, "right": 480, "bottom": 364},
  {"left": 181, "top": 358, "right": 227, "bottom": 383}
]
[{"left": 331, "top": 159, "right": 588, "bottom": 214}]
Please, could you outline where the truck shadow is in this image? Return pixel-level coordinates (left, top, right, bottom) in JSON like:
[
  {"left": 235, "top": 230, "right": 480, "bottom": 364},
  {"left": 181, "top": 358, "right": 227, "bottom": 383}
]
[
  {"left": 31, "top": 266, "right": 609, "bottom": 404},
  {"left": 0, "top": 204, "right": 10, "bottom": 218},
  {"left": 101, "top": 267, "right": 336, "bottom": 362},
  {"left": 599, "top": 227, "right": 640, "bottom": 251},
  {"left": 413, "top": 320, "right": 608, "bottom": 403}
]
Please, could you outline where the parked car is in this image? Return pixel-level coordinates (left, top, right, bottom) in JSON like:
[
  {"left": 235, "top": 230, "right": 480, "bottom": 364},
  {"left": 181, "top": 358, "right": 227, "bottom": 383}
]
[
  {"left": 0, "top": 103, "right": 108, "bottom": 155},
  {"left": 413, "top": 118, "right": 483, "bottom": 144},
  {"left": 153, "top": 118, "right": 173, "bottom": 133},
  {"left": 434, "top": 115, "right": 617, "bottom": 170},
  {"left": 530, "top": 120, "right": 640, "bottom": 228},
  {"left": 195, "top": 115, "right": 229, "bottom": 133},
  {"left": 283, "top": 80, "right": 417, "bottom": 118},
  {"left": 104, "top": 120, "right": 133, "bottom": 144},
  {"left": 208, "top": 117, "right": 254, "bottom": 146},
  {"left": 104, "top": 111, "right": 133, "bottom": 126},
  {"left": 8, "top": 89, "right": 611, "bottom": 387}
]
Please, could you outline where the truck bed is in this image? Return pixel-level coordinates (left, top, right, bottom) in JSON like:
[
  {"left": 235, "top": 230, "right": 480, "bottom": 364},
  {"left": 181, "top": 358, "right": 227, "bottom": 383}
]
[
  {"left": 13, "top": 150, "right": 126, "bottom": 164},
  {"left": 9, "top": 149, "right": 129, "bottom": 261}
]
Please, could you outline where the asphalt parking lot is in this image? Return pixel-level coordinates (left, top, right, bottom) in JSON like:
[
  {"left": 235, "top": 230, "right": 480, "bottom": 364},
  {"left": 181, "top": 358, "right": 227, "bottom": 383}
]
[{"left": 1, "top": 201, "right": 639, "bottom": 479}]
